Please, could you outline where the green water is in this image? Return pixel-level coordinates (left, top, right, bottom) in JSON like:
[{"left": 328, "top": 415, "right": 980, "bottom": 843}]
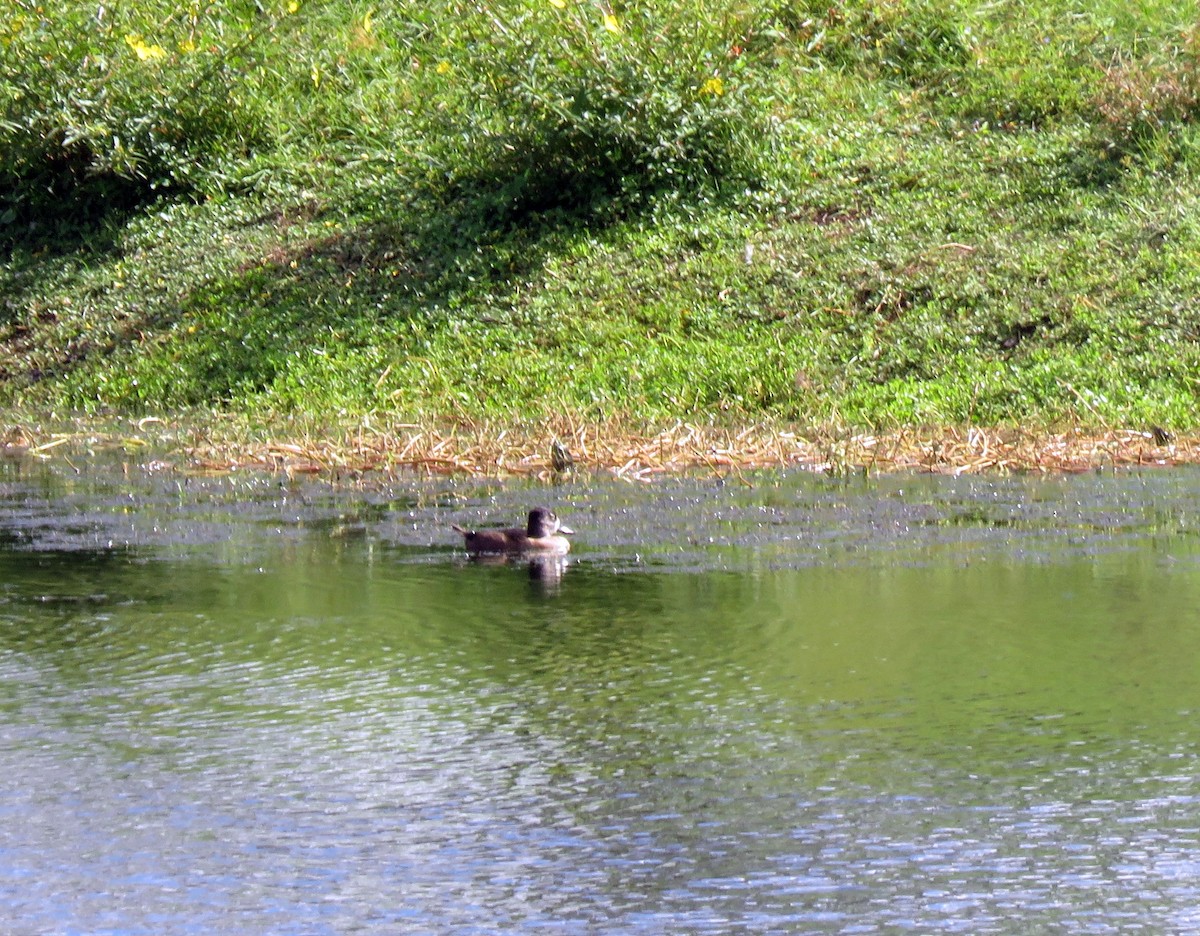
[{"left": 3, "top": 458, "right": 1200, "bottom": 933}]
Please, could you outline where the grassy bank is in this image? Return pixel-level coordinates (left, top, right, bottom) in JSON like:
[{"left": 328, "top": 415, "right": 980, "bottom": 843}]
[{"left": 3, "top": 0, "right": 1200, "bottom": 462}]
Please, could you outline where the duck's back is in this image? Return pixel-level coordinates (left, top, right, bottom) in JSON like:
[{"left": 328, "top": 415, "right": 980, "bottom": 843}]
[{"left": 453, "top": 525, "right": 529, "bottom": 555}]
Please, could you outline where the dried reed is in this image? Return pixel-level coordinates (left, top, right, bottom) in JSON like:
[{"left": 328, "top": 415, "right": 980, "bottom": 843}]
[
  {"left": 3, "top": 419, "right": 1195, "bottom": 480},
  {"left": 180, "top": 422, "right": 1197, "bottom": 480}
]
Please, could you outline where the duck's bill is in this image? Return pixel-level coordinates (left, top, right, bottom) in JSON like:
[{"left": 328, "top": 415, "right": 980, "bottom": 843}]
[{"left": 559, "top": 525, "right": 575, "bottom": 535}]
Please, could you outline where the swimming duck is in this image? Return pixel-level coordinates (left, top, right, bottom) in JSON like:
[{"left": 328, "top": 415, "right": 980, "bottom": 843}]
[{"left": 452, "top": 507, "right": 574, "bottom": 556}]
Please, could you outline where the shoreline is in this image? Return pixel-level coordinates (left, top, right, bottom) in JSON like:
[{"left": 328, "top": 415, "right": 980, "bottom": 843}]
[{"left": 3, "top": 418, "right": 1192, "bottom": 480}]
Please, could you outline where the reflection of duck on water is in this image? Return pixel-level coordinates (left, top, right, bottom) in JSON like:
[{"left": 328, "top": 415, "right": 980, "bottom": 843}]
[
  {"left": 457, "top": 551, "right": 570, "bottom": 589},
  {"left": 451, "top": 507, "right": 574, "bottom": 556},
  {"left": 526, "top": 554, "right": 568, "bottom": 589}
]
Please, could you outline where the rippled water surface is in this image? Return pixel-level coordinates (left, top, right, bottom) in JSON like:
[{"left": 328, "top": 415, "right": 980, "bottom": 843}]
[{"left": 4, "top": 455, "right": 1200, "bottom": 934}]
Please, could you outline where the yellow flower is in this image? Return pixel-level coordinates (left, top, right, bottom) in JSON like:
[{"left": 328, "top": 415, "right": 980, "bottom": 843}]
[
  {"left": 2, "top": 16, "right": 26, "bottom": 45},
  {"left": 602, "top": 11, "right": 620, "bottom": 33},
  {"left": 700, "top": 76, "right": 725, "bottom": 97},
  {"left": 436, "top": 60, "right": 451, "bottom": 75},
  {"left": 549, "top": 0, "right": 566, "bottom": 7},
  {"left": 125, "top": 34, "right": 167, "bottom": 61},
  {"left": 362, "top": 9, "right": 373, "bottom": 32},
  {"left": 287, "top": 0, "right": 300, "bottom": 13},
  {"left": 179, "top": 39, "right": 197, "bottom": 53}
]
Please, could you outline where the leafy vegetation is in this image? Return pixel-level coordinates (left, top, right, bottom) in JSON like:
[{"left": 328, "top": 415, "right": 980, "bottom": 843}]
[{"left": 3, "top": 0, "right": 1200, "bottom": 439}]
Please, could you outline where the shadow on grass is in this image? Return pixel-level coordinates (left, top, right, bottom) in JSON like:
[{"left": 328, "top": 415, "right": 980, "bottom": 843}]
[
  {"left": 0, "top": 160, "right": 194, "bottom": 387},
  {"left": 1, "top": 159, "right": 189, "bottom": 259},
  {"left": 137, "top": 166, "right": 678, "bottom": 404}
]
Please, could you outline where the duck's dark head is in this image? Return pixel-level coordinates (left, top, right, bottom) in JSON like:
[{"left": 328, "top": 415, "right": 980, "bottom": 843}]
[{"left": 527, "top": 507, "right": 573, "bottom": 538}]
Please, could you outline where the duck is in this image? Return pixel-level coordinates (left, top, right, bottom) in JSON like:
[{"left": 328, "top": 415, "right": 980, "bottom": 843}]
[{"left": 452, "top": 507, "right": 574, "bottom": 556}]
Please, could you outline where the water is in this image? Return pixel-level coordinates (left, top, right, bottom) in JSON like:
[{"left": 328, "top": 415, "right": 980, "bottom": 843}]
[{"left": 3, "top": 455, "right": 1200, "bottom": 933}]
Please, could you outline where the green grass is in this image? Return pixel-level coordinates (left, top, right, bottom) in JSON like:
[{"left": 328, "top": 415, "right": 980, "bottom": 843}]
[{"left": 3, "top": 0, "right": 1200, "bottom": 437}]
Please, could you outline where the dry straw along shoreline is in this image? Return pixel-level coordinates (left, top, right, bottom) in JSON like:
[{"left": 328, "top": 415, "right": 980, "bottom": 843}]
[{"left": 3, "top": 419, "right": 1194, "bottom": 480}]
